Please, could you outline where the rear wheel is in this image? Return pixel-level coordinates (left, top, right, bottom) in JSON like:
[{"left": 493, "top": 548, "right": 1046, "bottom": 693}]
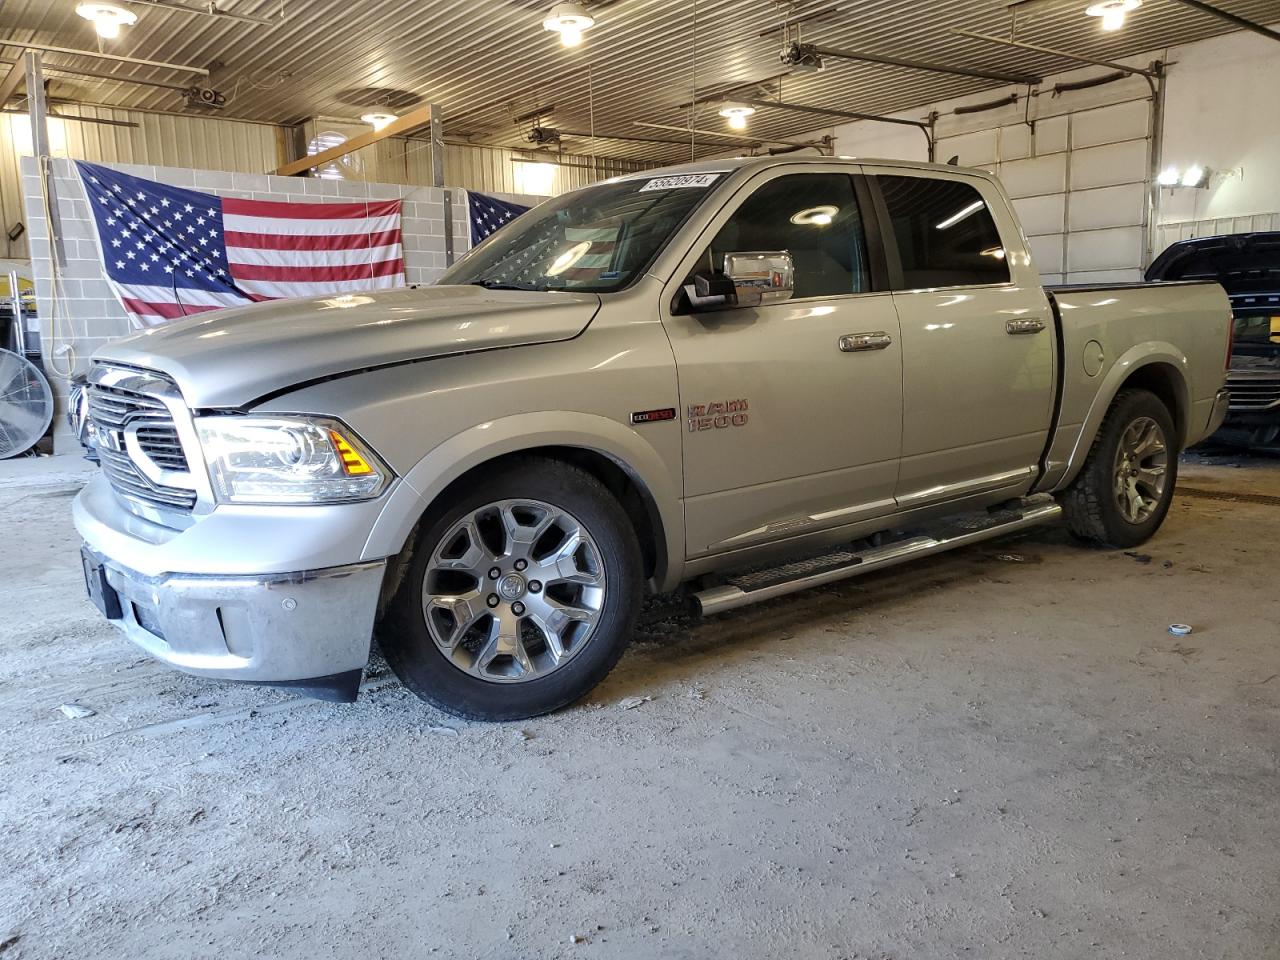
[
  {"left": 378, "top": 458, "right": 643, "bottom": 721},
  {"left": 1060, "top": 388, "right": 1178, "bottom": 548}
]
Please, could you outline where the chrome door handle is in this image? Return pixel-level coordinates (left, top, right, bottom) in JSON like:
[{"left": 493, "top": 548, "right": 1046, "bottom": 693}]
[
  {"left": 839, "top": 331, "right": 893, "bottom": 352},
  {"left": 1006, "top": 318, "right": 1046, "bottom": 335}
]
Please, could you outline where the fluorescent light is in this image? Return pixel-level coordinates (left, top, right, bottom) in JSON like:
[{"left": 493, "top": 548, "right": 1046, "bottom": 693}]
[
  {"left": 935, "top": 200, "right": 984, "bottom": 231},
  {"left": 360, "top": 113, "right": 397, "bottom": 131},
  {"left": 544, "top": 2, "right": 595, "bottom": 47},
  {"left": 1085, "top": 0, "right": 1141, "bottom": 32},
  {"left": 76, "top": 3, "right": 138, "bottom": 39},
  {"left": 1157, "top": 166, "right": 1180, "bottom": 186}
]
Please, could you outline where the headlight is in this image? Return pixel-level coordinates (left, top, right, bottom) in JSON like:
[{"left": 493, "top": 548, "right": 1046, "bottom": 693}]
[{"left": 195, "top": 416, "right": 391, "bottom": 505}]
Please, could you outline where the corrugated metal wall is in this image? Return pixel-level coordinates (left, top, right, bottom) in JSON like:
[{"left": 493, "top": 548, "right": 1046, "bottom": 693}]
[
  {"left": 2, "top": 110, "right": 654, "bottom": 260},
  {"left": 1, "top": 106, "right": 284, "bottom": 260}
]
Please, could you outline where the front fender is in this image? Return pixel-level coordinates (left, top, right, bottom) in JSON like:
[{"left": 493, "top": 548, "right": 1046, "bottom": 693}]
[
  {"left": 1046, "top": 341, "right": 1190, "bottom": 492},
  {"left": 360, "top": 411, "right": 685, "bottom": 591}
]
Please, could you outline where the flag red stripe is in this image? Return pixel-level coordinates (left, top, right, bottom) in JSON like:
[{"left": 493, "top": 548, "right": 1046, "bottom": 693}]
[
  {"left": 227, "top": 259, "right": 406, "bottom": 282},
  {"left": 221, "top": 197, "right": 401, "bottom": 219},
  {"left": 223, "top": 228, "right": 403, "bottom": 251},
  {"left": 121, "top": 297, "right": 225, "bottom": 320}
]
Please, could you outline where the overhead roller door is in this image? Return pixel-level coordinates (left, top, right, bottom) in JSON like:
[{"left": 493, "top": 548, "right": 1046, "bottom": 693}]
[{"left": 932, "top": 91, "right": 1153, "bottom": 285}]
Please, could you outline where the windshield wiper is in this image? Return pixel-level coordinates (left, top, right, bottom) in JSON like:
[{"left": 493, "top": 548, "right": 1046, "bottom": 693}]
[{"left": 466, "top": 279, "right": 541, "bottom": 291}]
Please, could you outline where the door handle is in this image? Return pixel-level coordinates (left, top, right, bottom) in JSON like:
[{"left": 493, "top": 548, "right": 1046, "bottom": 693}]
[
  {"left": 1006, "top": 318, "right": 1046, "bottom": 335},
  {"left": 839, "top": 331, "right": 893, "bottom": 352}
]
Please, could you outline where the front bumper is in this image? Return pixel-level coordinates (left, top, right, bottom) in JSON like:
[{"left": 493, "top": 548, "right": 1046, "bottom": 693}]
[
  {"left": 82, "top": 546, "right": 384, "bottom": 700},
  {"left": 74, "top": 473, "right": 388, "bottom": 700}
]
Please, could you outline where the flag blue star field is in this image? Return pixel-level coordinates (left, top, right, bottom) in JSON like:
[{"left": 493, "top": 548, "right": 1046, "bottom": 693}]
[
  {"left": 468, "top": 192, "right": 530, "bottom": 245},
  {"left": 75, "top": 160, "right": 406, "bottom": 326}
]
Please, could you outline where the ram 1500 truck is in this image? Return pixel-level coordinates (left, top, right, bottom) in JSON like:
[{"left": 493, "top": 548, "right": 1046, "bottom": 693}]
[{"left": 74, "top": 157, "right": 1232, "bottom": 720}]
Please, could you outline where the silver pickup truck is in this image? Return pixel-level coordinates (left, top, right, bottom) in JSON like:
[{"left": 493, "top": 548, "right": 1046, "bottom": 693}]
[{"left": 74, "top": 156, "right": 1232, "bottom": 720}]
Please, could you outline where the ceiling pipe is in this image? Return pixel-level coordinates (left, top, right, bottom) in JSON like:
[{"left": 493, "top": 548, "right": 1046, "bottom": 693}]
[
  {"left": 720, "top": 97, "right": 935, "bottom": 156},
  {"left": 634, "top": 120, "right": 826, "bottom": 150},
  {"left": 1164, "top": 0, "right": 1280, "bottom": 43},
  {"left": 951, "top": 29, "right": 1161, "bottom": 78},
  {"left": 0, "top": 58, "right": 191, "bottom": 93},
  {"left": 0, "top": 40, "right": 209, "bottom": 76},
  {"left": 119, "top": 0, "right": 283, "bottom": 27},
  {"left": 802, "top": 42, "right": 1041, "bottom": 85},
  {"left": 0, "top": 107, "right": 140, "bottom": 129}
]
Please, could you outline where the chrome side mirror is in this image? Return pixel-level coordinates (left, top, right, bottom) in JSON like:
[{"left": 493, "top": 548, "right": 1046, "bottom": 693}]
[{"left": 723, "top": 251, "right": 795, "bottom": 307}]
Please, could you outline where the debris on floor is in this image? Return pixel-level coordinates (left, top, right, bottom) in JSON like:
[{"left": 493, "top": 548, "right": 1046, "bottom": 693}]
[
  {"left": 56, "top": 703, "right": 95, "bottom": 719},
  {"left": 617, "top": 695, "right": 652, "bottom": 711},
  {"left": 1124, "top": 551, "right": 1154, "bottom": 564},
  {"left": 1169, "top": 623, "right": 1194, "bottom": 636}
]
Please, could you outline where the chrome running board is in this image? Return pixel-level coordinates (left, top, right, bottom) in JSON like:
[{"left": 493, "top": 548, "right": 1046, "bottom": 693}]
[{"left": 691, "top": 500, "right": 1063, "bottom": 616}]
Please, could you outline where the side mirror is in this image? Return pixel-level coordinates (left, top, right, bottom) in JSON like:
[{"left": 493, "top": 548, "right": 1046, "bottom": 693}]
[
  {"left": 725, "top": 251, "right": 794, "bottom": 307},
  {"left": 683, "top": 250, "right": 795, "bottom": 312}
]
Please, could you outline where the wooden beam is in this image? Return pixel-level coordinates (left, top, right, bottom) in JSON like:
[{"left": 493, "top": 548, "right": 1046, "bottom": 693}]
[{"left": 274, "top": 104, "right": 437, "bottom": 176}]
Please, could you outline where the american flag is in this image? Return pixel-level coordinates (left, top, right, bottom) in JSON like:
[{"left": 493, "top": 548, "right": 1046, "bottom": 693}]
[
  {"left": 76, "top": 160, "right": 405, "bottom": 326},
  {"left": 468, "top": 192, "right": 530, "bottom": 245}
]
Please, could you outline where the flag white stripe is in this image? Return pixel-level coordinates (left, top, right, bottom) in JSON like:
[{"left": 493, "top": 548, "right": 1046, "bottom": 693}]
[
  {"left": 113, "top": 283, "right": 250, "bottom": 308},
  {"left": 234, "top": 274, "right": 404, "bottom": 299},
  {"left": 225, "top": 243, "right": 404, "bottom": 267},
  {"left": 222, "top": 213, "right": 401, "bottom": 236}
]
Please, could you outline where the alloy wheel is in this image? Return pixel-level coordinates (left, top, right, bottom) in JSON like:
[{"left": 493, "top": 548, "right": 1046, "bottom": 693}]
[
  {"left": 422, "top": 499, "right": 607, "bottom": 683},
  {"left": 1113, "top": 415, "right": 1169, "bottom": 524}
]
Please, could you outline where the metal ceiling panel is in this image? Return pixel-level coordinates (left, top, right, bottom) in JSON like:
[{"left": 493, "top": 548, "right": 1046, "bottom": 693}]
[{"left": 1, "top": 0, "right": 1277, "bottom": 165}]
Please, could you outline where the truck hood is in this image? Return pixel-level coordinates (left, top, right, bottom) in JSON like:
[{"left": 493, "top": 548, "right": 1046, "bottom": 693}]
[{"left": 94, "top": 285, "right": 601, "bottom": 408}]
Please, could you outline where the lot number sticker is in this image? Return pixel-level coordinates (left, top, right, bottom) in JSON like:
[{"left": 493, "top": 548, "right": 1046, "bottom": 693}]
[{"left": 639, "top": 173, "right": 722, "bottom": 191}]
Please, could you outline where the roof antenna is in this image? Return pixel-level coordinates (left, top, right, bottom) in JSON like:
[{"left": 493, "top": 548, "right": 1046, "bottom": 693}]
[{"left": 946, "top": 155, "right": 960, "bottom": 165}]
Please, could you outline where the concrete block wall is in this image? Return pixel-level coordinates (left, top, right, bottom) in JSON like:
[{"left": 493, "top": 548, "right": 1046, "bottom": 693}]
[{"left": 19, "top": 156, "right": 542, "bottom": 444}]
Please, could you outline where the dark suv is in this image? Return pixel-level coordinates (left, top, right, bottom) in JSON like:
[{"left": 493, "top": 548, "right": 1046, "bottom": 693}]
[{"left": 1147, "top": 232, "right": 1280, "bottom": 448}]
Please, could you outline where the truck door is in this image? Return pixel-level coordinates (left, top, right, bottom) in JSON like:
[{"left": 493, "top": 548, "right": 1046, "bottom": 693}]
[
  {"left": 660, "top": 168, "right": 903, "bottom": 559},
  {"left": 870, "top": 172, "right": 1055, "bottom": 510}
]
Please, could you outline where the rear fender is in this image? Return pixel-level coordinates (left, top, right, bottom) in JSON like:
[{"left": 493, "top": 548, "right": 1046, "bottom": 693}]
[{"left": 1046, "top": 342, "right": 1190, "bottom": 492}]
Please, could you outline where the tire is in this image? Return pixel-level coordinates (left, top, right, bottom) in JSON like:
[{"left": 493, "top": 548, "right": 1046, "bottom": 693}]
[
  {"left": 377, "top": 457, "right": 643, "bottom": 721},
  {"left": 1059, "top": 388, "right": 1178, "bottom": 548}
]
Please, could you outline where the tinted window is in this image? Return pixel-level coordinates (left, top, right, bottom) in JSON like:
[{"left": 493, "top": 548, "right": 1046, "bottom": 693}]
[
  {"left": 878, "top": 175, "right": 1010, "bottom": 289},
  {"left": 694, "top": 174, "right": 870, "bottom": 299}
]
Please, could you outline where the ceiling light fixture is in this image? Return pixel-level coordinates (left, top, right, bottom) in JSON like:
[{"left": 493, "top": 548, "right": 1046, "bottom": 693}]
[
  {"left": 76, "top": 2, "right": 138, "bottom": 39},
  {"left": 1085, "top": 0, "right": 1141, "bottom": 32},
  {"left": 1157, "top": 165, "right": 1181, "bottom": 186},
  {"left": 360, "top": 113, "right": 398, "bottom": 131},
  {"left": 718, "top": 102, "right": 756, "bottom": 131},
  {"left": 543, "top": 2, "right": 595, "bottom": 48}
]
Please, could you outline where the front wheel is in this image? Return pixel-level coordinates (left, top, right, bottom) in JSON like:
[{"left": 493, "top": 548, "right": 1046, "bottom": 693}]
[
  {"left": 1059, "top": 388, "right": 1178, "bottom": 548},
  {"left": 377, "top": 458, "right": 643, "bottom": 721}
]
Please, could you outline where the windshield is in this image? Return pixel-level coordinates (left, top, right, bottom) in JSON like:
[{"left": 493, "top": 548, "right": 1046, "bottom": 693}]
[{"left": 439, "top": 174, "right": 724, "bottom": 293}]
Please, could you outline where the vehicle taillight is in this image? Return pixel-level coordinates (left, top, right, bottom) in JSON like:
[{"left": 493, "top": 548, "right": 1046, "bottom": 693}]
[{"left": 1225, "top": 315, "right": 1236, "bottom": 370}]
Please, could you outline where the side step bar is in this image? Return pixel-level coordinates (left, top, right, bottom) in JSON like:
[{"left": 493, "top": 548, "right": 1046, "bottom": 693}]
[{"left": 692, "top": 501, "right": 1063, "bottom": 617}]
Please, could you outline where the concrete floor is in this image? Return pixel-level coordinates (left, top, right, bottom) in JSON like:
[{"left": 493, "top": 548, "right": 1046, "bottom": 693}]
[{"left": 1, "top": 452, "right": 1278, "bottom": 960}]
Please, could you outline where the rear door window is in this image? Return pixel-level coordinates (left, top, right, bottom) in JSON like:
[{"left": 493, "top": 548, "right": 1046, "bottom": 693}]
[{"left": 877, "top": 175, "right": 1011, "bottom": 289}]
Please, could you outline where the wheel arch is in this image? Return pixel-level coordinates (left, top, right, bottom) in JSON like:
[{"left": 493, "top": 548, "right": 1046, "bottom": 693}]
[
  {"left": 1054, "top": 346, "right": 1190, "bottom": 491},
  {"left": 363, "top": 412, "right": 684, "bottom": 594}
]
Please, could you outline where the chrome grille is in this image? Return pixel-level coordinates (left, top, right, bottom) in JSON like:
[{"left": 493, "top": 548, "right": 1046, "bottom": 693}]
[
  {"left": 1226, "top": 374, "right": 1280, "bottom": 412},
  {"left": 87, "top": 369, "right": 197, "bottom": 513}
]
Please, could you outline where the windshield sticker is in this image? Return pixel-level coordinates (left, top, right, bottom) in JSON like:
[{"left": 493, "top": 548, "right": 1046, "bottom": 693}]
[{"left": 638, "top": 173, "right": 722, "bottom": 192}]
